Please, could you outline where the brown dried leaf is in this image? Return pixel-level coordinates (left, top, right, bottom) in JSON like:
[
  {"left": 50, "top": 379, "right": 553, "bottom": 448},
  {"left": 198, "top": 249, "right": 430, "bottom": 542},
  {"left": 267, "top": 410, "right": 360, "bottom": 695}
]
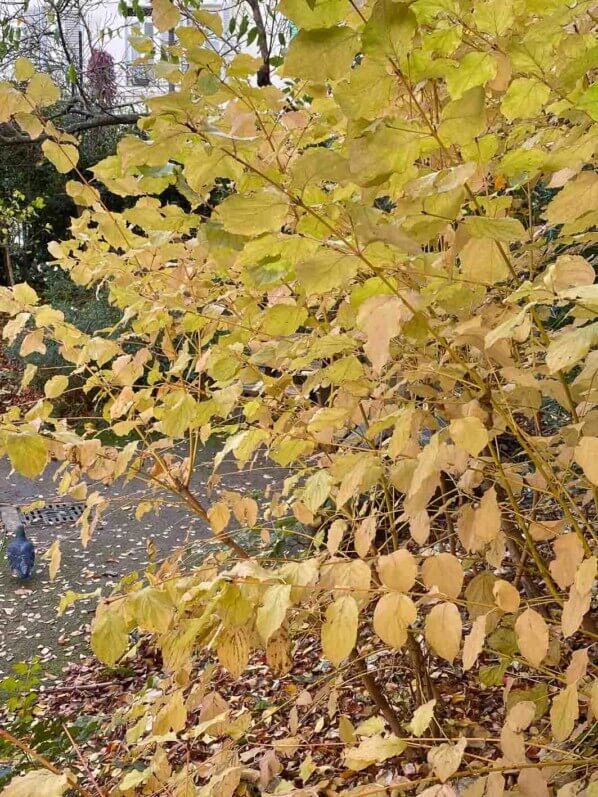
[{"left": 427, "top": 737, "right": 467, "bottom": 782}]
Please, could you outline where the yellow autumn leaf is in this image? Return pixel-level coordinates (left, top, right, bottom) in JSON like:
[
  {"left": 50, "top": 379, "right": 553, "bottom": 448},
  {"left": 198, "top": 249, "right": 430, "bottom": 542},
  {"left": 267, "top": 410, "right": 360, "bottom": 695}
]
[
  {"left": 5, "top": 433, "right": 49, "bottom": 478},
  {"left": 2, "top": 770, "right": 69, "bottom": 797},
  {"left": 421, "top": 553, "right": 464, "bottom": 600},
  {"left": 321, "top": 595, "right": 358, "bottom": 666},
  {"left": 130, "top": 587, "right": 174, "bottom": 633},
  {"left": 14, "top": 57, "right": 35, "bottom": 81},
  {"left": 427, "top": 737, "right": 467, "bottom": 782},
  {"left": 492, "top": 580, "right": 520, "bottom": 613},
  {"left": 408, "top": 699, "right": 436, "bottom": 737},
  {"left": 44, "top": 374, "right": 69, "bottom": 399},
  {"left": 257, "top": 584, "right": 292, "bottom": 642},
  {"left": 425, "top": 602, "right": 462, "bottom": 663},
  {"left": 43, "top": 539, "right": 61, "bottom": 581},
  {"left": 550, "top": 684, "right": 578, "bottom": 742},
  {"left": 449, "top": 416, "right": 489, "bottom": 457},
  {"left": 42, "top": 140, "right": 79, "bottom": 173},
  {"left": 12, "top": 282, "right": 39, "bottom": 304},
  {"left": 152, "top": 0, "right": 181, "bottom": 31},
  {"left": 344, "top": 734, "right": 407, "bottom": 771},
  {"left": 574, "top": 436, "right": 598, "bottom": 486},
  {"left": 373, "top": 592, "right": 417, "bottom": 649},
  {"left": 376, "top": 549, "right": 417, "bottom": 593},
  {"left": 515, "top": 608, "right": 549, "bottom": 668},
  {"left": 26, "top": 72, "right": 60, "bottom": 106},
  {"left": 208, "top": 501, "right": 231, "bottom": 535},
  {"left": 91, "top": 604, "right": 128, "bottom": 665},
  {"left": 216, "top": 627, "right": 251, "bottom": 678}
]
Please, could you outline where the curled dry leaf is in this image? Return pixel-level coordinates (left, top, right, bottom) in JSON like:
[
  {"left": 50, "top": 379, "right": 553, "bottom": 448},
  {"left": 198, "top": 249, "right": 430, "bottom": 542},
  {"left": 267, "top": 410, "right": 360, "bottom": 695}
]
[
  {"left": 427, "top": 737, "right": 467, "bottom": 782},
  {"left": 462, "top": 614, "right": 486, "bottom": 671}
]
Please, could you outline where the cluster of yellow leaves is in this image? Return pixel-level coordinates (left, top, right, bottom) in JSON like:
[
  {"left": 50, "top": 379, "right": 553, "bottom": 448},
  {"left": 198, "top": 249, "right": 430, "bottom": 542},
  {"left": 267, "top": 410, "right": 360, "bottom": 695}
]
[{"left": 2, "top": 0, "right": 598, "bottom": 794}]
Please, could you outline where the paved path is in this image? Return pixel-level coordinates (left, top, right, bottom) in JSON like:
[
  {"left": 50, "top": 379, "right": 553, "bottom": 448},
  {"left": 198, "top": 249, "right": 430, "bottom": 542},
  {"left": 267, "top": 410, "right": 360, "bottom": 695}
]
[{"left": 0, "top": 445, "right": 283, "bottom": 676}]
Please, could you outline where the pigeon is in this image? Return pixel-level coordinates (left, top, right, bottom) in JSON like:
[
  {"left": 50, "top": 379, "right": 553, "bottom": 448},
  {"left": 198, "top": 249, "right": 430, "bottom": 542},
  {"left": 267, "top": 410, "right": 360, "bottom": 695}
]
[{"left": 6, "top": 523, "right": 35, "bottom": 579}]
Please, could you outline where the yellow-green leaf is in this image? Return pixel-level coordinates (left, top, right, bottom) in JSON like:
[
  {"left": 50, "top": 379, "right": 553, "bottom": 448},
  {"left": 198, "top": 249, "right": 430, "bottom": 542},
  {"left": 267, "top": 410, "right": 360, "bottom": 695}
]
[
  {"left": 44, "top": 374, "right": 69, "bottom": 399},
  {"left": 257, "top": 584, "right": 292, "bottom": 642},
  {"left": 321, "top": 595, "right": 358, "bottom": 666},
  {"left": 215, "top": 190, "right": 289, "bottom": 235},
  {"left": 91, "top": 604, "right": 128, "bottom": 665},
  {"left": 550, "top": 684, "right": 578, "bottom": 742},
  {"left": 283, "top": 27, "right": 358, "bottom": 81},
  {"left": 152, "top": 0, "right": 180, "bottom": 32},
  {"left": 408, "top": 699, "right": 436, "bottom": 737},
  {"left": 501, "top": 78, "right": 550, "bottom": 120},
  {"left": 449, "top": 416, "right": 489, "bottom": 456},
  {"left": 2, "top": 770, "right": 68, "bottom": 797},
  {"left": 5, "top": 433, "right": 49, "bottom": 478},
  {"left": 42, "top": 140, "right": 79, "bottom": 173}
]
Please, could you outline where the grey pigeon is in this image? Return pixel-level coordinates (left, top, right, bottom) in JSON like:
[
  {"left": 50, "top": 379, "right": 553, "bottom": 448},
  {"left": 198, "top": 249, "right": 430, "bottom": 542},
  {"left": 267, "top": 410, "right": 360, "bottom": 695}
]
[{"left": 6, "top": 523, "right": 35, "bottom": 579}]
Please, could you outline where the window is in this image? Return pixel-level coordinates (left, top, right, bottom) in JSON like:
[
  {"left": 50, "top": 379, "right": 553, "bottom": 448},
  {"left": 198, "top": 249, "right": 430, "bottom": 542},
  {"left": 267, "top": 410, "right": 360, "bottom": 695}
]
[{"left": 125, "top": 7, "right": 154, "bottom": 87}]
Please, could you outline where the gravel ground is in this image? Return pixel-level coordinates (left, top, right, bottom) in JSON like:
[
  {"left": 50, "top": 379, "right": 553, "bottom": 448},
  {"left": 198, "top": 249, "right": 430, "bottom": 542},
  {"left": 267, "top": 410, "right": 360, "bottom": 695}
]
[{"left": 0, "top": 445, "right": 286, "bottom": 677}]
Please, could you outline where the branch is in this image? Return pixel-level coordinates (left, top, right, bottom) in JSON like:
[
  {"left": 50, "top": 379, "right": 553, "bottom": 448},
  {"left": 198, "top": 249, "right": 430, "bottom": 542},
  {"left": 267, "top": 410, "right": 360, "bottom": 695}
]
[
  {"left": 244, "top": 0, "right": 271, "bottom": 86},
  {"left": 0, "top": 113, "right": 143, "bottom": 145}
]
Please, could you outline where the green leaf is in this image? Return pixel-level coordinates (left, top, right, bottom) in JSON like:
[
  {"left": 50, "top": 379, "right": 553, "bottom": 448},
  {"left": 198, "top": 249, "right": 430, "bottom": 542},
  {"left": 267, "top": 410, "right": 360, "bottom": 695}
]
[{"left": 283, "top": 26, "right": 358, "bottom": 81}]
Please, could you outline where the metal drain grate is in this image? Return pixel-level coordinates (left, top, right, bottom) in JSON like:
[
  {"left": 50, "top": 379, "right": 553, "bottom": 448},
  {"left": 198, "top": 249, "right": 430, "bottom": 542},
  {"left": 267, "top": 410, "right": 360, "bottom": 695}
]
[{"left": 20, "top": 502, "right": 85, "bottom": 526}]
